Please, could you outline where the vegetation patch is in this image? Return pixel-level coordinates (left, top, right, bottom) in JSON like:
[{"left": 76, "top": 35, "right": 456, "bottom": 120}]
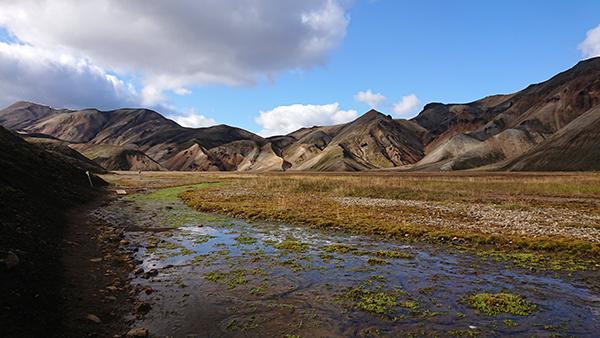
[
  {"left": 339, "top": 285, "right": 398, "bottom": 315},
  {"left": 465, "top": 292, "right": 537, "bottom": 316},
  {"left": 478, "top": 250, "right": 588, "bottom": 272},
  {"left": 274, "top": 239, "right": 309, "bottom": 252},
  {"left": 372, "top": 250, "right": 414, "bottom": 259},
  {"left": 323, "top": 244, "right": 357, "bottom": 254},
  {"left": 129, "top": 183, "right": 219, "bottom": 201},
  {"left": 234, "top": 236, "right": 257, "bottom": 245},
  {"left": 367, "top": 257, "right": 389, "bottom": 265}
]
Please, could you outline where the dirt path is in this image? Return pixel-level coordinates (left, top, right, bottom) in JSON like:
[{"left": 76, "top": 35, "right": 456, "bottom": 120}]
[{"left": 60, "top": 194, "right": 134, "bottom": 337}]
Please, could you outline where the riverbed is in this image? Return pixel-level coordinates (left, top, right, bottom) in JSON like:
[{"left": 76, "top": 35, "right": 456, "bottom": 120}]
[{"left": 91, "top": 185, "right": 600, "bottom": 337}]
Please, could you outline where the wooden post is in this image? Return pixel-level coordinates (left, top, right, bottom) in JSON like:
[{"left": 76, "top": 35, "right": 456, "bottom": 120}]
[{"left": 85, "top": 171, "right": 93, "bottom": 187}]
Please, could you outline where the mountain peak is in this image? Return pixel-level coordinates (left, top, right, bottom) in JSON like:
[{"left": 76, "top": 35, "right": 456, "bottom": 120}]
[{"left": 352, "top": 109, "right": 387, "bottom": 124}]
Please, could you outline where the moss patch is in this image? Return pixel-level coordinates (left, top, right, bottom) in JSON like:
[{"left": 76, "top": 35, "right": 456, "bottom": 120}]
[
  {"left": 274, "top": 239, "right": 309, "bottom": 252},
  {"left": 466, "top": 293, "right": 536, "bottom": 316},
  {"left": 341, "top": 285, "right": 398, "bottom": 315}
]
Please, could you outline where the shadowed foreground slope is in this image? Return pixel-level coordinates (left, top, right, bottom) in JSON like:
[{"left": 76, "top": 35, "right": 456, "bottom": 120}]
[{"left": 0, "top": 126, "right": 105, "bottom": 337}]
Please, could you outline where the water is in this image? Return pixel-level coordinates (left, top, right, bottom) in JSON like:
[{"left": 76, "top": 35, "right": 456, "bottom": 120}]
[{"left": 93, "top": 193, "right": 600, "bottom": 337}]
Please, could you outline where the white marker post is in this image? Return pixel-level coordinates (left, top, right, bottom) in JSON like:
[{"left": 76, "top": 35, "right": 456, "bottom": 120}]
[{"left": 85, "top": 171, "right": 94, "bottom": 187}]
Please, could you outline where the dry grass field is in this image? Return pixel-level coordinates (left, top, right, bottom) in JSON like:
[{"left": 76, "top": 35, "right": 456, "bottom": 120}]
[{"left": 103, "top": 171, "right": 600, "bottom": 259}]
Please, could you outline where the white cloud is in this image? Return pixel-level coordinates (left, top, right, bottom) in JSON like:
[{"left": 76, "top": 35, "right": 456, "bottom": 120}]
[
  {"left": 0, "top": 42, "right": 137, "bottom": 109},
  {"left": 173, "top": 87, "right": 191, "bottom": 96},
  {"left": 354, "top": 89, "right": 385, "bottom": 108},
  {"left": 0, "top": 0, "right": 350, "bottom": 106},
  {"left": 579, "top": 24, "right": 600, "bottom": 59},
  {"left": 167, "top": 108, "right": 217, "bottom": 128},
  {"left": 255, "top": 103, "right": 357, "bottom": 136},
  {"left": 392, "top": 94, "right": 420, "bottom": 117}
]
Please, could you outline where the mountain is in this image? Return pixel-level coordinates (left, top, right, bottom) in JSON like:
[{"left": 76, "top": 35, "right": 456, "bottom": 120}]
[
  {"left": 0, "top": 102, "right": 283, "bottom": 171},
  {"left": 283, "top": 110, "right": 425, "bottom": 171},
  {"left": 1, "top": 57, "right": 600, "bottom": 172},
  {"left": 409, "top": 57, "right": 600, "bottom": 171}
]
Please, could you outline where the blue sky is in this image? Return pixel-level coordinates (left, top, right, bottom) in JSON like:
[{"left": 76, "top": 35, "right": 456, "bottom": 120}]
[{"left": 1, "top": 1, "right": 599, "bottom": 135}]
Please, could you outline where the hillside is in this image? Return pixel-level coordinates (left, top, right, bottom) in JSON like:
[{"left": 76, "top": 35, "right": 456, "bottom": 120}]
[
  {"left": 409, "top": 57, "right": 600, "bottom": 171},
  {"left": 0, "top": 126, "right": 105, "bottom": 336}
]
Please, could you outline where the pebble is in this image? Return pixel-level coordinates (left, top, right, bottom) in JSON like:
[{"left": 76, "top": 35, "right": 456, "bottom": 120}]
[
  {"left": 126, "top": 328, "right": 148, "bottom": 337},
  {"left": 85, "top": 313, "right": 102, "bottom": 323}
]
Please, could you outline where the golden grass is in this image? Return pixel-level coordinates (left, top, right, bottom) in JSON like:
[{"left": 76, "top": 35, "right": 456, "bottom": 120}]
[{"left": 101, "top": 171, "right": 600, "bottom": 258}]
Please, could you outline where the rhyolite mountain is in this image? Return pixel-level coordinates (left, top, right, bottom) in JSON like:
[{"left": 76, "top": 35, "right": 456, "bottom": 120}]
[{"left": 2, "top": 57, "right": 600, "bottom": 171}]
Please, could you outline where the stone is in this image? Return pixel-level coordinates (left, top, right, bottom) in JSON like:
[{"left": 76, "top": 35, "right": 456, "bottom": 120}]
[
  {"left": 126, "top": 328, "right": 148, "bottom": 337},
  {"left": 4, "top": 251, "right": 19, "bottom": 270},
  {"left": 85, "top": 313, "right": 102, "bottom": 323},
  {"left": 135, "top": 302, "right": 151, "bottom": 314}
]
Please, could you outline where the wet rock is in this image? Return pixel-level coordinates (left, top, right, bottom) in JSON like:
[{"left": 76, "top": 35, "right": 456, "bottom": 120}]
[
  {"left": 143, "top": 287, "right": 153, "bottom": 295},
  {"left": 126, "top": 328, "right": 148, "bottom": 337},
  {"left": 4, "top": 251, "right": 19, "bottom": 270},
  {"left": 145, "top": 269, "right": 158, "bottom": 277},
  {"left": 85, "top": 313, "right": 102, "bottom": 323},
  {"left": 135, "top": 302, "right": 151, "bottom": 314},
  {"left": 106, "top": 285, "right": 118, "bottom": 292},
  {"left": 133, "top": 267, "right": 144, "bottom": 275},
  {"left": 90, "top": 258, "right": 103, "bottom": 263},
  {"left": 120, "top": 240, "right": 129, "bottom": 245}
]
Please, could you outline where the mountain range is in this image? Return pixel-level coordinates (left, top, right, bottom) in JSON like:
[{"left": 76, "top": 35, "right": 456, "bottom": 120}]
[{"left": 2, "top": 57, "right": 600, "bottom": 172}]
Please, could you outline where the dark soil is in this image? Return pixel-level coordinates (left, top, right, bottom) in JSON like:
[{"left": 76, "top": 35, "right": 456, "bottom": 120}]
[{"left": 60, "top": 194, "right": 133, "bottom": 338}]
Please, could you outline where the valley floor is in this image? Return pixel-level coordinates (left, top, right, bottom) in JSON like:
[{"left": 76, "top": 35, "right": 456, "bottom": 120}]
[{"left": 87, "top": 171, "right": 600, "bottom": 337}]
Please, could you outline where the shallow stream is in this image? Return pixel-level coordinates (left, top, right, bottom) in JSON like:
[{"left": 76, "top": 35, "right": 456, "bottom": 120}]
[{"left": 93, "top": 186, "right": 600, "bottom": 337}]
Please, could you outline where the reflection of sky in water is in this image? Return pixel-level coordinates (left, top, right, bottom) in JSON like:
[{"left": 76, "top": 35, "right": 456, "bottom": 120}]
[{"left": 114, "top": 196, "right": 600, "bottom": 337}]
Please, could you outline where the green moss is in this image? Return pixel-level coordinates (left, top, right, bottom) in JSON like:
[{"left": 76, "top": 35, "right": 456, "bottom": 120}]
[
  {"left": 399, "top": 300, "right": 418, "bottom": 309},
  {"left": 204, "top": 271, "right": 225, "bottom": 282},
  {"left": 370, "top": 275, "right": 387, "bottom": 282},
  {"left": 466, "top": 293, "right": 536, "bottom": 316},
  {"left": 129, "top": 183, "right": 219, "bottom": 201},
  {"left": 235, "top": 236, "right": 257, "bottom": 245},
  {"left": 193, "top": 234, "right": 216, "bottom": 245},
  {"left": 323, "top": 244, "right": 357, "bottom": 254},
  {"left": 479, "top": 250, "right": 587, "bottom": 272},
  {"left": 342, "top": 285, "right": 398, "bottom": 315},
  {"left": 367, "top": 257, "right": 389, "bottom": 265},
  {"left": 503, "top": 319, "right": 518, "bottom": 327},
  {"left": 274, "top": 239, "right": 309, "bottom": 252},
  {"left": 372, "top": 250, "right": 414, "bottom": 259}
]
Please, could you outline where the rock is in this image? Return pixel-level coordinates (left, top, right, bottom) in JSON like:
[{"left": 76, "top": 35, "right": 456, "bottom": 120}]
[
  {"left": 90, "top": 258, "right": 103, "bottom": 263},
  {"left": 85, "top": 313, "right": 102, "bottom": 323},
  {"left": 120, "top": 240, "right": 130, "bottom": 245},
  {"left": 133, "top": 267, "right": 144, "bottom": 275},
  {"left": 4, "top": 251, "right": 19, "bottom": 270},
  {"left": 145, "top": 269, "right": 158, "bottom": 277},
  {"left": 106, "top": 285, "right": 118, "bottom": 292},
  {"left": 135, "top": 302, "right": 151, "bottom": 314},
  {"left": 126, "top": 328, "right": 148, "bottom": 337},
  {"left": 143, "top": 287, "right": 153, "bottom": 295}
]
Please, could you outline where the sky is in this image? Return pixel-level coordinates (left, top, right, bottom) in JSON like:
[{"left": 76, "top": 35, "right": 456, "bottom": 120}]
[{"left": 1, "top": 0, "right": 600, "bottom": 136}]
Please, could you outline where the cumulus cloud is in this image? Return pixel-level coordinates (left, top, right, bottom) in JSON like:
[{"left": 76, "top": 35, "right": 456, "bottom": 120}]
[
  {"left": 255, "top": 103, "right": 357, "bottom": 136},
  {"left": 166, "top": 108, "right": 217, "bottom": 128},
  {"left": 0, "top": 0, "right": 350, "bottom": 106},
  {"left": 0, "top": 42, "right": 137, "bottom": 109},
  {"left": 354, "top": 89, "right": 386, "bottom": 108},
  {"left": 392, "top": 94, "right": 420, "bottom": 117},
  {"left": 579, "top": 24, "right": 600, "bottom": 59}
]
